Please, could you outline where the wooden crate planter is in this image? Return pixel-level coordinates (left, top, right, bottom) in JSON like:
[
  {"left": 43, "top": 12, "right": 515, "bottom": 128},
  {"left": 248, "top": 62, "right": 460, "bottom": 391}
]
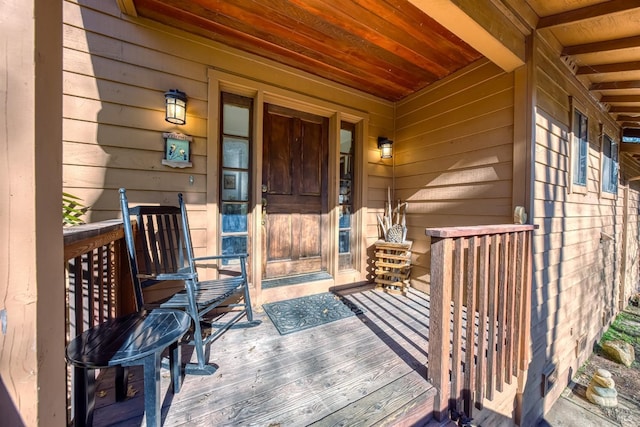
[{"left": 374, "top": 240, "right": 412, "bottom": 294}]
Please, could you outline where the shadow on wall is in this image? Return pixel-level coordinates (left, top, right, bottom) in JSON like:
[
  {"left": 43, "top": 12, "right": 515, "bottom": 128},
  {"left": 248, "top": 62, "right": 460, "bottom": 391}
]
[{"left": 0, "top": 377, "right": 26, "bottom": 427}]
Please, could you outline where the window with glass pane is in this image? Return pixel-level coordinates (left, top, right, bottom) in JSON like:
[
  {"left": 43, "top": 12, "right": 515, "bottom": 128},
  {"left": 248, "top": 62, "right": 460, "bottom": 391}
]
[
  {"left": 602, "top": 134, "right": 618, "bottom": 194},
  {"left": 339, "top": 123, "right": 355, "bottom": 270},
  {"left": 220, "top": 93, "right": 252, "bottom": 264},
  {"left": 572, "top": 109, "right": 588, "bottom": 186}
]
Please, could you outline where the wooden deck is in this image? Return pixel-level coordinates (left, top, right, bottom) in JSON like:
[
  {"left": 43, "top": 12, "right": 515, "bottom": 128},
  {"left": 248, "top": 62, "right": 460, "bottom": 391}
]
[{"left": 89, "top": 285, "right": 437, "bottom": 426}]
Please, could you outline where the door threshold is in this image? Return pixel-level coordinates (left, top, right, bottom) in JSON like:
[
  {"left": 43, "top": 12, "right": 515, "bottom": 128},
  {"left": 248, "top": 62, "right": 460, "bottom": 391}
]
[{"left": 262, "top": 272, "right": 333, "bottom": 289}]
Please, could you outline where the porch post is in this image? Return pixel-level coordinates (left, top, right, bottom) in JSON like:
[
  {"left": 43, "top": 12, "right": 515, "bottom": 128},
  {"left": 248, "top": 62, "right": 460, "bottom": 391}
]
[
  {"left": 0, "top": 0, "right": 65, "bottom": 424},
  {"left": 428, "top": 236, "right": 453, "bottom": 421}
]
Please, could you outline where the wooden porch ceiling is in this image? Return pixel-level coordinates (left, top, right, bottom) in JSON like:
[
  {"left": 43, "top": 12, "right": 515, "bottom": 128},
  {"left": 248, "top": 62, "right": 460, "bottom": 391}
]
[{"left": 120, "top": 0, "right": 640, "bottom": 138}]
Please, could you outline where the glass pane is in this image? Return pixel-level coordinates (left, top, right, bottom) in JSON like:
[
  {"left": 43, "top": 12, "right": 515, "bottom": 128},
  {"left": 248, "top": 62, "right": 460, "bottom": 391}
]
[
  {"left": 339, "top": 205, "right": 351, "bottom": 229},
  {"left": 339, "top": 231, "right": 350, "bottom": 253},
  {"left": 222, "top": 203, "right": 248, "bottom": 233},
  {"left": 223, "top": 138, "right": 249, "bottom": 169},
  {"left": 221, "top": 170, "right": 249, "bottom": 201},
  {"left": 223, "top": 104, "right": 249, "bottom": 137},
  {"left": 340, "top": 155, "right": 352, "bottom": 179},
  {"left": 221, "top": 236, "right": 248, "bottom": 265},
  {"left": 340, "top": 129, "right": 353, "bottom": 154}
]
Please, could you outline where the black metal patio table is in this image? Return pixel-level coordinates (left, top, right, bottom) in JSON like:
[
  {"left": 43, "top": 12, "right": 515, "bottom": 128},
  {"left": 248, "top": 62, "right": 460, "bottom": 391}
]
[{"left": 66, "top": 309, "right": 191, "bottom": 427}]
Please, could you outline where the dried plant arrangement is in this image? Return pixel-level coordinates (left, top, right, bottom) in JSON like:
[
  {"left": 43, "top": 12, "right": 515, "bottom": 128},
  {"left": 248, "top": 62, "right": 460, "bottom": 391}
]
[{"left": 377, "top": 187, "right": 408, "bottom": 243}]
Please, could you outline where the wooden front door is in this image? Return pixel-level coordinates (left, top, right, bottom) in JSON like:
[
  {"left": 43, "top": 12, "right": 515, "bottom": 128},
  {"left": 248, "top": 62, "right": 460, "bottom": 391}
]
[{"left": 262, "top": 104, "right": 329, "bottom": 279}]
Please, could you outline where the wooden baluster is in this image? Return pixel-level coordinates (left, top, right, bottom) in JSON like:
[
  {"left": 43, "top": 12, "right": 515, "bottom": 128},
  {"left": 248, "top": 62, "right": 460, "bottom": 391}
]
[
  {"left": 496, "top": 233, "right": 508, "bottom": 392},
  {"left": 464, "top": 236, "right": 478, "bottom": 417},
  {"left": 451, "top": 237, "right": 465, "bottom": 413},
  {"left": 486, "top": 234, "right": 498, "bottom": 401},
  {"left": 475, "top": 235, "right": 489, "bottom": 410},
  {"left": 505, "top": 232, "right": 517, "bottom": 384}
]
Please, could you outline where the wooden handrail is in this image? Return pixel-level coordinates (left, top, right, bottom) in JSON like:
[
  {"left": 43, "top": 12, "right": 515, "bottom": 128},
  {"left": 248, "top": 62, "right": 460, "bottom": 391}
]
[{"left": 425, "top": 224, "right": 535, "bottom": 422}]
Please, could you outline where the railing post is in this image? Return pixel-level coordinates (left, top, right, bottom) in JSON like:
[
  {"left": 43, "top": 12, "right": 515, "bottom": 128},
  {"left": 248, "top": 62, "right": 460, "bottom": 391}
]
[
  {"left": 515, "top": 230, "right": 533, "bottom": 425},
  {"left": 429, "top": 236, "right": 453, "bottom": 421},
  {"left": 115, "top": 238, "right": 136, "bottom": 316}
]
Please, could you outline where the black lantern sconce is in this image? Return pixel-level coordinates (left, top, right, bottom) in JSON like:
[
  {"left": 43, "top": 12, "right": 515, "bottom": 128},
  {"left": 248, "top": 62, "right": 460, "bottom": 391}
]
[
  {"left": 378, "top": 137, "right": 393, "bottom": 159},
  {"left": 164, "top": 89, "right": 187, "bottom": 125}
]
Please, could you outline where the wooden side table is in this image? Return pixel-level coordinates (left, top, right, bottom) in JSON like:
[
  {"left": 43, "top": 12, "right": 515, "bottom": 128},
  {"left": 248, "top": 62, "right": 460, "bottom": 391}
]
[
  {"left": 374, "top": 240, "right": 412, "bottom": 294},
  {"left": 66, "top": 309, "right": 191, "bottom": 427}
]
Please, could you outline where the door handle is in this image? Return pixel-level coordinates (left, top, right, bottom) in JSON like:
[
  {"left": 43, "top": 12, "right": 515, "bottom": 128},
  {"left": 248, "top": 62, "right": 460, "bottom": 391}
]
[{"left": 261, "top": 198, "right": 268, "bottom": 225}]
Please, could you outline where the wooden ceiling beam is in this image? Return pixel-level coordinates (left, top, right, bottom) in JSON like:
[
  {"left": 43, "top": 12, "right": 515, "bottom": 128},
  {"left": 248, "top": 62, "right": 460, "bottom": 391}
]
[
  {"left": 617, "top": 115, "right": 640, "bottom": 122},
  {"left": 577, "top": 61, "right": 640, "bottom": 75},
  {"left": 601, "top": 95, "right": 640, "bottom": 103},
  {"left": 563, "top": 35, "right": 640, "bottom": 56},
  {"left": 537, "top": 0, "right": 640, "bottom": 29},
  {"left": 610, "top": 106, "right": 640, "bottom": 114},
  {"left": 624, "top": 129, "right": 640, "bottom": 138},
  {"left": 620, "top": 122, "right": 640, "bottom": 128},
  {"left": 407, "top": 0, "right": 525, "bottom": 72},
  {"left": 590, "top": 80, "right": 640, "bottom": 91},
  {"left": 116, "top": 0, "right": 137, "bottom": 16}
]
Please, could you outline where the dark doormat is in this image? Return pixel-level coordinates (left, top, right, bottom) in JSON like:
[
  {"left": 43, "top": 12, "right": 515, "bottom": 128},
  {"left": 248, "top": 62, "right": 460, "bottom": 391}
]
[{"left": 262, "top": 292, "right": 364, "bottom": 335}]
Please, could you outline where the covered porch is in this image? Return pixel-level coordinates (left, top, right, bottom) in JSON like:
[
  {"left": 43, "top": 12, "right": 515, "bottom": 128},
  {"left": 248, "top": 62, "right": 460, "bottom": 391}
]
[{"left": 64, "top": 219, "right": 533, "bottom": 426}]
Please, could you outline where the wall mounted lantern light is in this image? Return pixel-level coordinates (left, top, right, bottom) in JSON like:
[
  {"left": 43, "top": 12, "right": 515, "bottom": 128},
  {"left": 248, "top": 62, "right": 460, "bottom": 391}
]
[
  {"left": 378, "top": 137, "right": 393, "bottom": 159},
  {"left": 165, "top": 89, "right": 187, "bottom": 125}
]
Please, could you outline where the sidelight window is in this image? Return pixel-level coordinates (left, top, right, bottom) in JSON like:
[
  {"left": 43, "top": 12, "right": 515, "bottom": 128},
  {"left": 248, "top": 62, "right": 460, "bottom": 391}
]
[
  {"left": 602, "top": 134, "right": 618, "bottom": 195},
  {"left": 339, "top": 122, "right": 355, "bottom": 270},
  {"left": 571, "top": 102, "right": 588, "bottom": 190},
  {"left": 220, "top": 93, "right": 252, "bottom": 263}
]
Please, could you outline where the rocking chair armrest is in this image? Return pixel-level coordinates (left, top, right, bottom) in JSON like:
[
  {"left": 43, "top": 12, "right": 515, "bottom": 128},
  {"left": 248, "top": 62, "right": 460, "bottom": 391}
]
[
  {"left": 137, "top": 272, "right": 198, "bottom": 281},
  {"left": 192, "top": 253, "right": 248, "bottom": 262}
]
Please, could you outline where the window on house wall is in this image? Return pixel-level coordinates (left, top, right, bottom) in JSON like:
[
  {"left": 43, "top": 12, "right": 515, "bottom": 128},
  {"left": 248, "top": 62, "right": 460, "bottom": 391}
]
[
  {"left": 220, "top": 93, "right": 252, "bottom": 263},
  {"left": 339, "top": 122, "right": 356, "bottom": 270},
  {"left": 572, "top": 107, "right": 588, "bottom": 188},
  {"left": 602, "top": 133, "right": 618, "bottom": 194}
]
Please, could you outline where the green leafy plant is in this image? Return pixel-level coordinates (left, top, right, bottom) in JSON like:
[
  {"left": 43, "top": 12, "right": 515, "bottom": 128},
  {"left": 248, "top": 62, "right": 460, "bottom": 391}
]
[{"left": 63, "top": 192, "right": 89, "bottom": 226}]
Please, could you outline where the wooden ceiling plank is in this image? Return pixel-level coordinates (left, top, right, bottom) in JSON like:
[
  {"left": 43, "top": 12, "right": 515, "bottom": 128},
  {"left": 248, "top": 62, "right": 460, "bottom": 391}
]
[
  {"left": 577, "top": 61, "right": 640, "bottom": 75},
  {"left": 250, "top": 0, "right": 441, "bottom": 85},
  {"left": 283, "top": 0, "right": 455, "bottom": 77},
  {"left": 184, "top": 0, "right": 436, "bottom": 89},
  {"left": 147, "top": 0, "right": 425, "bottom": 91},
  {"left": 407, "top": 0, "right": 525, "bottom": 72},
  {"left": 537, "top": 0, "right": 640, "bottom": 29},
  {"left": 135, "top": 0, "right": 409, "bottom": 99},
  {"left": 620, "top": 142, "right": 640, "bottom": 154},
  {"left": 348, "top": 0, "right": 482, "bottom": 72},
  {"left": 563, "top": 35, "right": 640, "bottom": 56},
  {"left": 591, "top": 80, "right": 640, "bottom": 91}
]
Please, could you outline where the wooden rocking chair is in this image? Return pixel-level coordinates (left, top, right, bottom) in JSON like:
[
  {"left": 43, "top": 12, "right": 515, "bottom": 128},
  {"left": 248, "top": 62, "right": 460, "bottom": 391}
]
[{"left": 119, "top": 188, "right": 259, "bottom": 375}]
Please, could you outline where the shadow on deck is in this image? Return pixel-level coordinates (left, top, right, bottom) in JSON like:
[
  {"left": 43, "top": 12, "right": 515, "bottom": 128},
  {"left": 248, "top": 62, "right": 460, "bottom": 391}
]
[{"left": 90, "top": 285, "right": 438, "bottom": 426}]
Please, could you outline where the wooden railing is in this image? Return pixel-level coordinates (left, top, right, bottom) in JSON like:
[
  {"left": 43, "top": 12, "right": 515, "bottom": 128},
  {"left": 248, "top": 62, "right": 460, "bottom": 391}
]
[
  {"left": 425, "top": 224, "right": 535, "bottom": 422},
  {"left": 63, "top": 219, "right": 134, "bottom": 342}
]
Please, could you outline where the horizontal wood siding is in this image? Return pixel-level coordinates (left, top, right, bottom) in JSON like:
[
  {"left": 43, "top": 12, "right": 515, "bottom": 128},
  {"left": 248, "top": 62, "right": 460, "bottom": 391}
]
[
  {"left": 394, "top": 59, "right": 515, "bottom": 293},
  {"left": 522, "top": 33, "right": 639, "bottom": 424},
  {"left": 63, "top": 0, "right": 393, "bottom": 277}
]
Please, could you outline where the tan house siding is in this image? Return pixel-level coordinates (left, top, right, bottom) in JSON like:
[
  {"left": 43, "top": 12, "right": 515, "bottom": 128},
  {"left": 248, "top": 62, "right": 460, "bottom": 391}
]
[
  {"left": 394, "top": 59, "right": 515, "bottom": 293},
  {"left": 522, "top": 33, "right": 638, "bottom": 423},
  {"left": 62, "top": 0, "right": 393, "bottom": 287}
]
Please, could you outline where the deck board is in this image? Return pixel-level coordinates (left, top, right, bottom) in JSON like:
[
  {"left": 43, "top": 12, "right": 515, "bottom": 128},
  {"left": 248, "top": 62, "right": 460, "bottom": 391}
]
[{"left": 90, "top": 286, "right": 437, "bottom": 426}]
